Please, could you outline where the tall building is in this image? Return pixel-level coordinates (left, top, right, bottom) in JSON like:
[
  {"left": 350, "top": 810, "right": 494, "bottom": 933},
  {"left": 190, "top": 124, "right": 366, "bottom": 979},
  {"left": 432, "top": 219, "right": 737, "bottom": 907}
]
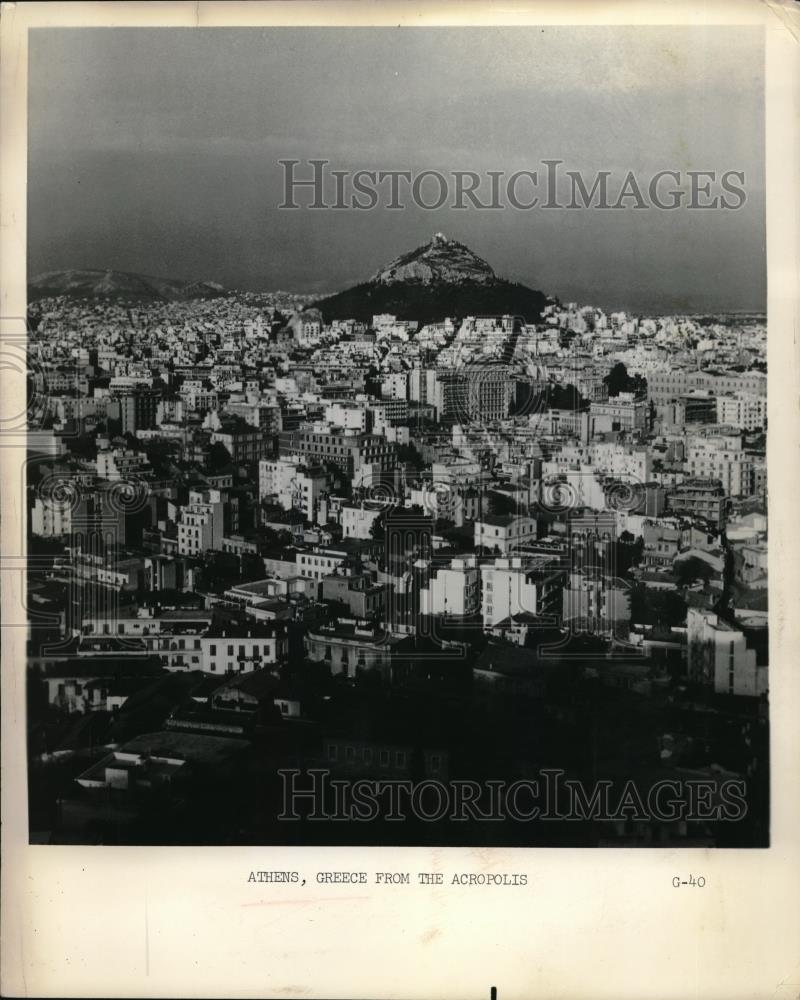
[
  {"left": 419, "top": 556, "right": 480, "bottom": 617},
  {"left": 120, "top": 389, "right": 160, "bottom": 434},
  {"left": 686, "top": 432, "right": 753, "bottom": 498},
  {"left": 666, "top": 479, "right": 727, "bottom": 527},
  {"left": 31, "top": 495, "right": 73, "bottom": 537},
  {"left": 480, "top": 557, "right": 562, "bottom": 628},
  {"left": 561, "top": 571, "right": 631, "bottom": 639},
  {"left": 716, "top": 393, "right": 767, "bottom": 431},
  {"left": 259, "top": 456, "right": 303, "bottom": 500},
  {"left": 434, "top": 367, "right": 513, "bottom": 423},
  {"left": 409, "top": 367, "right": 438, "bottom": 406},
  {"left": 211, "top": 421, "right": 270, "bottom": 463},
  {"left": 687, "top": 608, "right": 767, "bottom": 696},
  {"left": 259, "top": 456, "right": 328, "bottom": 521},
  {"left": 224, "top": 399, "right": 282, "bottom": 435},
  {"left": 381, "top": 372, "right": 409, "bottom": 400},
  {"left": 176, "top": 488, "right": 224, "bottom": 556}
]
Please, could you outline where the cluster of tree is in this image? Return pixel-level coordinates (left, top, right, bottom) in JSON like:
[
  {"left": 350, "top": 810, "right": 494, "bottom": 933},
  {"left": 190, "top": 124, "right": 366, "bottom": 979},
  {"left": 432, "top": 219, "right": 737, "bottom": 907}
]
[
  {"left": 395, "top": 443, "right": 425, "bottom": 470},
  {"left": 523, "top": 382, "right": 588, "bottom": 414},
  {"left": 673, "top": 555, "right": 713, "bottom": 587},
  {"left": 198, "top": 549, "right": 265, "bottom": 593},
  {"left": 630, "top": 583, "right": 688, "bottom": 629},
  {"left": 604, "top": 362, "right": 647, "bottom": 398},
  {"left": 615, "top": 530, "right": 645, "bottom": 577},
  {"left": 488, "top": 490, "right": 523, "bottom": 517},
  {"left": 314, "top": 278, "right": 549, "bottom": 327},
  {"left": 144, "top": 439, "right": 179, "bottom": 478},
  {"left": 207, "top": 440, "right": 233, "bottom": 472},
  {"left": 257, "top": 524, "right": 295, "bottom": 548},
  {"left": 369, "top": 509, "right": 388, "bottom": 541}
]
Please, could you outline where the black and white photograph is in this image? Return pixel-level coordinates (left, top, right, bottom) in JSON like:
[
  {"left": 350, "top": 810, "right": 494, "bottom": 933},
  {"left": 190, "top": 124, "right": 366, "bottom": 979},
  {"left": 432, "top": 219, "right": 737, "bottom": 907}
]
[
  {"left": 21, "top": 22, "right": 771, "bottom": 849},
  {"left": 4, "top": 4, "right": 800, "bottom": 999}
]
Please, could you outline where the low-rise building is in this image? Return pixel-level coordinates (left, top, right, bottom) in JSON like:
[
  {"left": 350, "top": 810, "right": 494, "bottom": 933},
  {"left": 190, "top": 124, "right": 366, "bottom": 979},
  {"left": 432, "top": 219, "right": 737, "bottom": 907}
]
[
  {"left": 199, "top": 622, "right": 288, "bottom": 675},
  {"left": 590, "top": 392, "right": 647, "bottom": 433},
  {"left": 475, "top": 514, "right": 537, "bottom": 555},
  {"left": 321, "top": 573, "right": 385, "bottom": 619},
  {"left": 305, "top": 619, "right": 404, "bottom": 681}
]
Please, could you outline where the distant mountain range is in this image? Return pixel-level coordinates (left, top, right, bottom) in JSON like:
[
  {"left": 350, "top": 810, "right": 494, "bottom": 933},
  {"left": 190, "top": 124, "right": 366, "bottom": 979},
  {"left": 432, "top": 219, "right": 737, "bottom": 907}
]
[
  {"left": 312, "top": 233, "right": 550, "bottom": 325},
  {"left": 28, "top": 269, "right": 228, "bottom": 302},
  {"left": 29, "top": 236, "right": 551, "bottom": 323}
]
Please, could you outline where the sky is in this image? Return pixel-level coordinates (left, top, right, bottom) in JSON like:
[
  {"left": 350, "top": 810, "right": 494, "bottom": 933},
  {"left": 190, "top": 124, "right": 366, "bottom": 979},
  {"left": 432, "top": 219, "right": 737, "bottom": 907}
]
[{"left": 27, "top": 26, "right": 765, "bottom": 313}]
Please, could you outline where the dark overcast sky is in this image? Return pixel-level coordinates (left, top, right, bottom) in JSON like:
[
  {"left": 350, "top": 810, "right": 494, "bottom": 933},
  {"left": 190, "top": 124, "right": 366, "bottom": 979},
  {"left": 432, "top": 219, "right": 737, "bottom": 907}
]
[{"left": 27, "top": 26, "right": 765, "bottom": 313}]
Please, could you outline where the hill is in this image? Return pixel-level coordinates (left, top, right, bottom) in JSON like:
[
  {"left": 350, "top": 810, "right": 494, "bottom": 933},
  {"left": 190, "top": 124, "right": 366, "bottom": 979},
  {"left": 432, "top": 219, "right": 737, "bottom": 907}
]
[
  {"left": 28, "top": 269, "right": 229, "bottom": 302},
  {"left": 313, "top": 233, "right": 550, "bottom": 325}
]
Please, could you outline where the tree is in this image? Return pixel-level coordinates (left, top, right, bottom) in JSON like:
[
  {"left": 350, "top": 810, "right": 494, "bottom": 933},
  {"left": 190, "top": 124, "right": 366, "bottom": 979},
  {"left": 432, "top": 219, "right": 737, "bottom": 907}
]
[
  {"left": 488, "top": 491, "right": 518, "bottom": 517},
  {"left": 240, "top": 552, "right": 266, "bottom": 582},
  {"left": 199, "top": 550, "right": 241, "bottom": 592},
  {"left": 615, "top": 532, "right": 644, "bottom": 577},
  {"left": 530, "top": 382, "right": 587, "bottom": 413},
  {"left": 604, "top": 362, "right": 647, "bottom": 398},
  {"left": 145, "top": 439, "right": 178, "bottom": 477},
  {"left": 630, "top": 584, "right": 687, "bottom": 629},
  {"left": 370, "top": 510, "right": 388, "bottom": 541},
  {"left": 604, "top": 362, "right": 630, "bottom": 397},
  {"left": 395, "top": 443, "right": 425, "bottom": 470},
  {"left": 674, "top": 556, "right": 712, "bottom": 588},
  {"left": 67, "top": 433, "right": 99, "bottom": 461},
  {"left": 207, "top": 441, "right": 232, "bottom": 471}
]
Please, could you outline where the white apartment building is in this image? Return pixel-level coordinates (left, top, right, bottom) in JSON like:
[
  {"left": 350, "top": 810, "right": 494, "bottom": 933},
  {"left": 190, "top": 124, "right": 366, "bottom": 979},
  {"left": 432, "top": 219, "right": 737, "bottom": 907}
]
[
  {"left": 419, "top": 556, "right": 479, "bottom": 617},
  {"left": 31, "top": 496, "right": 72, "bottom": 537},
  {"left": 687, "top": 608, "right": 767, "bottom": 697},
  {"left": 224, "top": 399, "right": 282, "bottom": 435},
  {"left": 324, "top": 401, "right": 368, "bottom": 431},
  {"left": 686, "top": 433, "right": 753, "bottom": 498},
  {"left": 480, "top": 557, "right": 560, "bottom": 628},
  {"left": 177, "top": 488, "right": 224, "bottom": 556},
  {"left": 474, "top": 515, "right": 537, "bottom": 555},
  {"left": 590, "top": 442, "right": 652, "bottom": 483},
  {"left": 259, "top": 456, "right": 302, "bottom": 499},
  {"left": 96, "top": 447, "right": 151, "bottom": 482},
  {"left": 406, "top": 484, "right": 481, "bottom": 526},
  {"left": 409, "top": 367, "right": 438, "bottom": 405},
  {"left": 561, "top": 572, "right": 631, "bottom": 638},
  {"left": 296, "top": 547, "right": 350, "bottom": 581},
  {"left": 716, "top": 393, "right": 767, "bottom": 431},
  {"left": 259, "top": 456, "right": 327, "bottom": 521},
  {"left": 381, "top": 372, "right": 409, "bottom": 400},
  {"left": 539, "top": 465, "right": 608, "bottom": 512},
  {"left": 286, "top": 467, "right": 328, "bottom": 522},
  {"left": 199, "top": 625, "right": 288, "bottom": 675},
  {"left": 341, "top": 501, "right": 392, "bottom": 540},
  {"left": 589, "top": 392, "right": 648, "bottom": 434}
]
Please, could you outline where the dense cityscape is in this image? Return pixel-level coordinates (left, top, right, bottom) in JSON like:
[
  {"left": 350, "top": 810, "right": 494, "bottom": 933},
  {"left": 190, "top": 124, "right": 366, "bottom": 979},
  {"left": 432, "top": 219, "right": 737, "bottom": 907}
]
[{"left": 25, "top": 235, "right": 768, "bottom": 846}]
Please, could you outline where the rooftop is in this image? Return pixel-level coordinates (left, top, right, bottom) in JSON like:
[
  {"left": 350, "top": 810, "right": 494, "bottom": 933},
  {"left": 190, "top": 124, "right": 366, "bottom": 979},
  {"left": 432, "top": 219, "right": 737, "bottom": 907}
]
[{"left": 204, "top": 622, "right": 286, "bottom": 639}]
